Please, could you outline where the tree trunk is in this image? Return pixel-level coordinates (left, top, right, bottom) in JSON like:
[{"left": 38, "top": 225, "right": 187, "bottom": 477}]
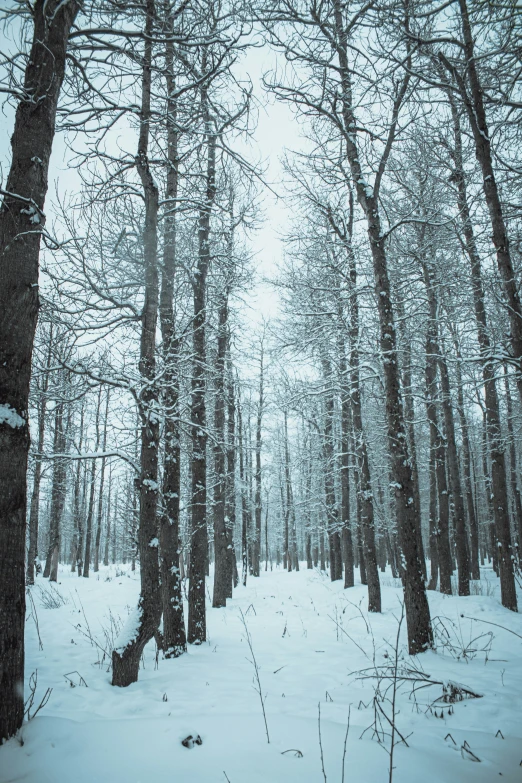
[
  {"left": 103, "top": 466, "right": 112, "bottom": 568},
  {"left": 438, "top": 343, "right": 469, "bottom": 594},
  {"left": 0, "top": 0, "right": 80, "bottom": 740},
  {"left": 239, "top": 400, "right": 248, "bottom": 586},
  {"left": 321, "top": 359, "right": 343, "bottom": 582},
  {"left": 253, "top": 342, "right": 264, "bottom": 577},
  {"left": 448, "top": 92, "right": 517, "bottom": 611},
  {"left": 112, "top": 0, "right": 162, "bottom": 685},
  {"left": 187, "top": 87, "right": 216, "bottom": 644},
  {"left": 44, "top": 398, "right": 68, "bottom": 582},
  {"left": 453, "top": 342, "right": 480, "bottom": 580},
  {"left": 71, "top": 405, "right": 85, "bottom": 573},
  {"left": 427, "top": 441, "right": 439, "bottom": 591},
  {"left": 93, "top": 389, "right": 110, "bottom": 572},
  {"left": 441, "top": 0, "right": 522, "bottom": 404},
  {"left": 213, "top": 298, "right": 229, "bottom": 607},
  {"left": 504, "top": 366, "right": 522, "bottom": 555},
  {"left": 345, "top": 242, "right": 381, "bottom": 610},
  {"left": 83, "top": 388, "right": 102, "bottom": 579},
  {"left": 226, "top": 359, "right": 237, "bottom": 593},
  {"left": 338, "top": 338, "right": 354, "bottom": 588},
  {"left": 423, "top": 269, "right": 453, "bottom": 596},
  {"left": 332, "top": 0, "right": 432, "bottom": 652},
  {"left": 27, "top": 329, "right": 53, "bottom": 584},
  {"left": 396, "top": 297, "right": 426, "bottom": 580},
  {"left": 158, "top": 38, "right": 186, "bottom": 657}
]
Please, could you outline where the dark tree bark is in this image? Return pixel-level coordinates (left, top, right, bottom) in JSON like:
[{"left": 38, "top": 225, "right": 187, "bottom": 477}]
[
  {"left": 321, "top": 359, "right": 343, "bottom": 582},
  {"left": 423, "top": 267, "right": 453, "bottom": 596},
  {"left": 252, "top": 341, "right": 264, "bottom": 577},
  {"left": 448, "top": 92, "right": 517, "bottom": 611},
  {"left": 332, "top": 0, "right": 432, "bottom": 652},
  {"left": 43, "top": 397, "right": 68, "bottom": 582},
  {"left": 421, "top": 256, "right": 469, "bottom": 596},
  {"left": 453, "top": 341, "right": 480, "bottom": 580},
  {"left": 103, "top": 466, "right": 112, "bottom": 568},
  {"left": 440, "top": 0, "right": 522, "bottom": 404},
  {"left": 343, "top": 239, "right": 381, "bottom": 610},
  {"left": 83, "top": 388, "right": 102, "bottom": 579},
  {"left": 226, "top": 359, "right": 238, "bottom": 592},
  {"left": 427, "top": 441, "right": 439, "bottom": 591},
  {"left": 71, "top": 402, "right": 85, "bottom": 574},
  {"left": 213, "top": 298, "right": 230, "bottom": 607},
  {"left": 396, "top": 297, "right": 426, "bottom": 581},
  {"left": 265, "top": 493, "right": 270, "bottom": 570},
  {"left": 158, "top": 33, "right": 186, "bottom": 657},
  {"left": 94, "top": 389, "right": 110, "bottom": 572},
  {"left": 112, "top": 0, "right": 162, "bottom": 685},
  {"left": 0, "top": 0, "right": 80, "bottom": 740},
  {"left": 238, "top": 399, "right": 248, "bottom": 586},
  {"left": 26, "top": 331, "right": 52, "bottom": 584},
  {"left": 339, "top": 345, "right": 354, "bottom": 588},
  {"left": 503, "top": 366, "right": 522, "bottom": 555},
  {"left": 437, "top": 343, "right": 469, "bottom": 595},
  {"left": 187, "top": 82, "right": 216, "bottom": 644}
]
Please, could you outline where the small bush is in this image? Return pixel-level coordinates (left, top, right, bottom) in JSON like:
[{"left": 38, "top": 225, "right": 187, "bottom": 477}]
[{"left": 37, "top": 583, "right": 68, "bottom": 609}]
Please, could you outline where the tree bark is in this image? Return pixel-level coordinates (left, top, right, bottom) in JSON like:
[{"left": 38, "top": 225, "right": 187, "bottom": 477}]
[
  {"left": 226, "top": 359, "right": 237, "bottom": 592},
  {"left": 440, "top": 0, "right": 522, "bottom": 404},
  {"left": 213, "top": 298, "right": 230, "bottom": 607},
  {"left": 27, "top": 334, "right": 52, "bottom": 584},
  {"left": 239, "top": 400, "right": 248, "bottom": 585},
  {"left": 448, "top": 92, "right": 517, "bottom": 611},
  {"left": 94, "top": 389, "right": 110, "bottom": 572},
  {"left": 332, "top": 0, "right": 432, "bottom": 652},
  {"left": 112, "top": 0, "right": 162, "bottom": 684},
  {"left": 339, "top": 341, "right": 354, "bottom": 588},
  {"left": 344, "top": 243, "right": 381, "bottom": 610},
  {"left": 453, "top": 341, "right": 480, "bottom": 580},
  {"left": 253, "top": 342, "right": 264, "bottom": 577},
  {"left": 396, "top": 297, "right": 426, "bottom": 581},
  {"left": 423, "top": 267, "right": 453, "bottom": 595},
  {"left": 43, "top": 397, "right": 68, "bottom": 582},
  {"left": 83, "top": 388, "right": 102, "bottom": 578},
  {"left": 71, "top": 403, "right": 85, "bottom": 574},
  {"left": 0, "top": 0, "right": 80, "bottom": 740},
  {"left": 158, "top": 37, "right": 186, "bottom": 657},
  {"left": 187, "top": 84, "right": 216, "bottom": 644},
  {"left": 503, "top": 365, "right": 522, "bottom": 556}
]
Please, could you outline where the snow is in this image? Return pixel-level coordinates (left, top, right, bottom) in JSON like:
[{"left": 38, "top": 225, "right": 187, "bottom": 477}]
[
  {"left": 113, "top": 603, "right": 143, "bottom": 652},
  {"left": 0, "top": 403, "right": 25, "bottom": 428},
  {"left": 1, "top": 565, "right": 521, "bottom": 782}
]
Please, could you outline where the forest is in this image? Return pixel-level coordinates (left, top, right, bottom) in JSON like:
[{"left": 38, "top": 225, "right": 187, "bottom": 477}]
[{"left": 0, "top": 0, "right": 521, "bottom": 780}]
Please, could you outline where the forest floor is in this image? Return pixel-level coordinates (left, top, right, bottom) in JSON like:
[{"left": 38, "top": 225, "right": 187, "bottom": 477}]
[{"left": 1, "top": 564, "right": 522, "bottom": 783}]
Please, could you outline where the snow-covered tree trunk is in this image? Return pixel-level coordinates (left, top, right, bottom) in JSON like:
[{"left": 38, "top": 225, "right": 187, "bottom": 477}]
[
  {"left": 0, "top": 0, "right": 80, "bottom": 740},
  {"left": 112, "top": 0, "right": 163, "bottom": 685}
]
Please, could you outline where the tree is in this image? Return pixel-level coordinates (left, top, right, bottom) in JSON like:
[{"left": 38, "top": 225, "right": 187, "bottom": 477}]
[
  {"left": 0, "top": 0, "right": 81, "bottom": 739},
  {"left": 112, "top": 0, "right": 163, "bottom": 686}
]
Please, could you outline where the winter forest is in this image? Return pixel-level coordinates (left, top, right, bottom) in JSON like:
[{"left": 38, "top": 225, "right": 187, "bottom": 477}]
[{"left": 1, "top": 0, "right": 522, "bottom": 780}]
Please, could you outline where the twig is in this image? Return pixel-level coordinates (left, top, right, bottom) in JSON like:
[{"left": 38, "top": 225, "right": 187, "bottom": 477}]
[
  {"left": 26, "top": 588, "right": 43, "bottom": 651},
  {"left": 239, "top": 609, "right": 270, "bottom": 743},
  {"left": 24, "top": 670, "right": 52, "bottom": 721},
  {"left": 318, "top": 702, "right": 327, "bottom": 783},
  {"left": 460, "top": 615, "right": 522, "bottom": 642},
  {"left": 327, "top": 614, "right": 370, "bottom": 659},
  {"left": 341, "top": 706, "right": 351, "bottom": 783},
  {"left": 389, "top": 603, "right": 405, "bottom": 783}
]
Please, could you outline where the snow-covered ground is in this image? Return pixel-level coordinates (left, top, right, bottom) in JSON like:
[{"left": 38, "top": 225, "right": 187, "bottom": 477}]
[{"left": 2, "top": 565, "right": 521, "bottom": 782}]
